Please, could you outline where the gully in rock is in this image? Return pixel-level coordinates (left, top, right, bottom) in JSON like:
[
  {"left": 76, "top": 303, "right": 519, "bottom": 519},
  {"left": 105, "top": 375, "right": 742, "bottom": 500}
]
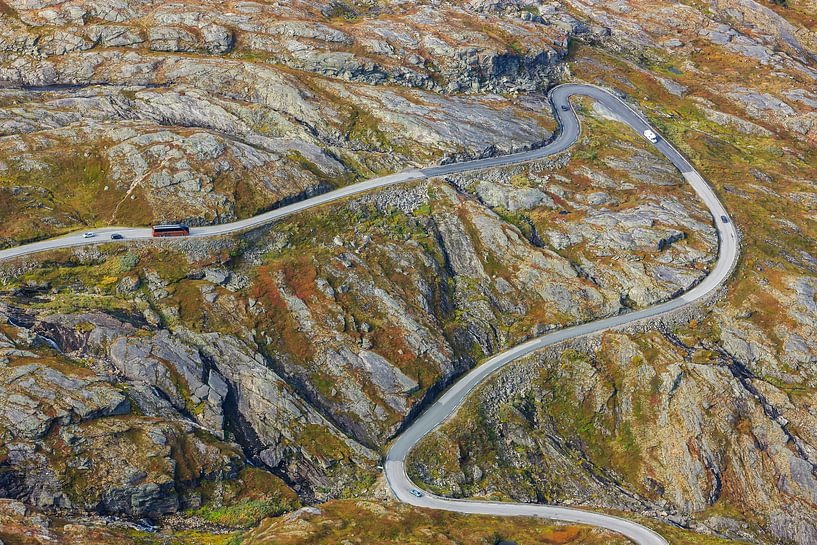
[{"left": 0, "top": 84, "right": 739, "bottom": 545}]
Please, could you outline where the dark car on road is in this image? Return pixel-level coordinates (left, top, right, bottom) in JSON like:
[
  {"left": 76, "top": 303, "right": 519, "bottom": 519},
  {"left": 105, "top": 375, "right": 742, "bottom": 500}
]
[
  {"left": 560, "top": 104, "right": 570, "bottom": 111},
  {"left": 111, "top": 233, "right": 124, "bottom": 240},
  {"left": 720, "top": 215, "right": 729, "bottom": 223}
]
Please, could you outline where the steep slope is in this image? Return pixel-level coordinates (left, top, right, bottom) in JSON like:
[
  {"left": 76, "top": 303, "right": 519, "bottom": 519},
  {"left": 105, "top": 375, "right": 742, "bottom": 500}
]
[
  {"left": 0, "top": 0, "right": 816, "bottom": 543},
  {"left": 0, "top": 101, "right": 717, "bottom": 527},
  {"left": 0, "top": 0, "right": 600, "bottom": 245},
  {"left": 408, "top": 2, "right": 817, "bottom": 544}
]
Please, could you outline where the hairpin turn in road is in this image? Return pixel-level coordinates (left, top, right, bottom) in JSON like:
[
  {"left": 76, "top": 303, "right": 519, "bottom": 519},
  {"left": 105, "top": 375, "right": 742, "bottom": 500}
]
[{"left": 0, "top": 84, "right": 739, "bottom": 545}]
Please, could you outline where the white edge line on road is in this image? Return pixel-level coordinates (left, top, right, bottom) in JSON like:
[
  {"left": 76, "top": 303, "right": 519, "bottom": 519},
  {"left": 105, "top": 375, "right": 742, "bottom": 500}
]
[{"left": 0, "top": 84, "right": 739, "bottom": 545}]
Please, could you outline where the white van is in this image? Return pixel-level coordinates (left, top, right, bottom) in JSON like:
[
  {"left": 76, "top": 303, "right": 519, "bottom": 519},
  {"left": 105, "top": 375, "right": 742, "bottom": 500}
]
[{"left": 643, "top": 129, "right": 659, "bottom": 143}]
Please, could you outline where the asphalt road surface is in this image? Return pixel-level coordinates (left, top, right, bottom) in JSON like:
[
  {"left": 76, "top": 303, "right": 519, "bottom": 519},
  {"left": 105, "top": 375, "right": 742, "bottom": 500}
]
[
  {"left": 386, "top": 85, "right": 738, "bottom": 545},
  {"left": 0, "top": 84, "right": 739, "bottom": 545}
]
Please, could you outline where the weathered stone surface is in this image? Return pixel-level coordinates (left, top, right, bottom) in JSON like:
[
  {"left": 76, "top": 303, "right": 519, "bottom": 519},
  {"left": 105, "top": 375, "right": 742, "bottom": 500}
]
[
  {"left": 0, "top": 0, "right": 586, "bottom": 244},
  {"left": 1, "top": 0, "right": 816, "bottom": 542},
  {"left": 0, "top": 322, "right": 246, "bottom": 518}
]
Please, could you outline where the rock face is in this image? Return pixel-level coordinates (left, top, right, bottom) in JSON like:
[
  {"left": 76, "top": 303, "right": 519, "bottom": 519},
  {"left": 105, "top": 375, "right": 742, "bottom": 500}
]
[
  {"left": 11, "top": 307, "right": 379, "bottom": 504},
  {"left": 0, "top": 0, "right": 590, "bottom": 93},
  {"left": 410, "top": 306, "right": 817, "bottom": 545},
  {"left": 404, "top": 0, "right": 817, "bottom": 543},
  {"left": 565, "top": 0, "right": 817, "bottom": 143},
  {"left": 0, "top": 340, "right": 245, "bottom": 518},
  {"left": 0, "top": 114, "right": 716, "bottom": 519},
  {"left": 448, "top": 116, "right": 717, "bottom": 310},
  {"left": 1, "top": 0, "right": 817, "bottom": 543},
  {"left": 0, "top": 0, "right": 608, "bottom": 246}
]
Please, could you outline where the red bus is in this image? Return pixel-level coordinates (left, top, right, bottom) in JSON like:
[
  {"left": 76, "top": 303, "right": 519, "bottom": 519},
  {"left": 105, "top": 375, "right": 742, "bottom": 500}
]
[{"left": 152, "top": 224, "right": 190, "bottom": 237}]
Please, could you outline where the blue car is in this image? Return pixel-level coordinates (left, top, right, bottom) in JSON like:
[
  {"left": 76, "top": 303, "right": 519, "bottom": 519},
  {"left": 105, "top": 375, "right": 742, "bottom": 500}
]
[{"left": 410, "top": 488, "right": 423, "bottom": 498}]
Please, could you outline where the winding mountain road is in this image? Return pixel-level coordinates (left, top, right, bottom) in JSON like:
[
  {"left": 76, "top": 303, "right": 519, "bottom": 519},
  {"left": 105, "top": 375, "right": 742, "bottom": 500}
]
[
  {"left": 386, "top": 86, "right": 737, "bottom": 545},
  {"left": 0, "top": 84, "right": 739, "bottom": 545}
]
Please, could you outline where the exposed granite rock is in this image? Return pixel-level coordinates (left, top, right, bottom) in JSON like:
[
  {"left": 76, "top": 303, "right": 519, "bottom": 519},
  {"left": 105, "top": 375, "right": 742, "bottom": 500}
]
[
  {"left": 475, "top": 180, "right": 556, "bottom": 211},
  {"left": 0, "top": 320, "right": 246, "bottom": 518},
  {"left": 0, "top": 144, "right": 719, "bottom": 515},
  {"left": 0, "top": 0, "right": 594, "bottom": 244},
  {"left": 1, "top": 1, "right": 816, "bottom": 542},
  {"left": 410, "top": 313, "right": 817, "bottom": 545}
]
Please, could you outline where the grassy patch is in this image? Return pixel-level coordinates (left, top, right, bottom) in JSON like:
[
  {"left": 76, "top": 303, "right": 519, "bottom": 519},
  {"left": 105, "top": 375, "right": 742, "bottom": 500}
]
[
  {"left": 193, "top": 467, "right": 300, "bottom": 529},
  {"left": 245, "top": 499, "right": 632, "bottom": 545},
  {"left": 195, "top": 500, "right": 292, "bottom": 529}
]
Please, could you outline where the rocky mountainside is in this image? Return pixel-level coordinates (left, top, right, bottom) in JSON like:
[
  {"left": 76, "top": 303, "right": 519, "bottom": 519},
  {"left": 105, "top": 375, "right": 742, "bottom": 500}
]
[
  {"left": 407, "top": 2, "right": 817, "bottom": 545},
  {"left": 0, "top": 0, "right": 816, "bottom": 545},
  {"left": 0, "top": 107, "right": 715, "bottom": 515},
  {"left": 0, "top": 0, "right": 606, "bottom": 246}
]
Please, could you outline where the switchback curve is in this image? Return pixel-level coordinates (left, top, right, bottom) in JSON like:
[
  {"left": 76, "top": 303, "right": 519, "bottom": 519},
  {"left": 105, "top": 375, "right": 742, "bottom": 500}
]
[
  {"left": 0, "top": 84, "right": 739, "bottom": 545},
  {"left": 385, "top": 84, "right": 738, "bottom": 545}
]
